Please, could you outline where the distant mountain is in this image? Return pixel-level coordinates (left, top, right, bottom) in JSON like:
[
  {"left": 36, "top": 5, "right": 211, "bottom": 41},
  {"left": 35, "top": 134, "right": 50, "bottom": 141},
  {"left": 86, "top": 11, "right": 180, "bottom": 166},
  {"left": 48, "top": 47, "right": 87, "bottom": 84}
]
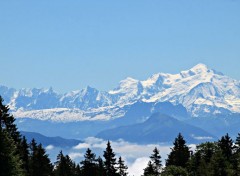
[
  {"left": 15, "top": 101, "right": 188, "bottom": 140},
  {"left": 96, "top": 113, "right": 215, "bottom": 144},
  {"left": 21, "top": 131, "right": 82, "bottom": 148},
  {"left": 184, "top": 114, "right": 240, "bottom": 138},
  {"left": 1, "top": 63, "right": 240, "bottom": 121}
]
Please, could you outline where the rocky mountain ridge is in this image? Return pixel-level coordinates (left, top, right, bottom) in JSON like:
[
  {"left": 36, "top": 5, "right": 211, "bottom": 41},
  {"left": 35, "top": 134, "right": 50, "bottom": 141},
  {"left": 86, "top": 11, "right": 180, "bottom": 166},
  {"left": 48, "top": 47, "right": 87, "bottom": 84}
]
[{"left": 1, "top": 63, "right": 240, "bottom": 121}]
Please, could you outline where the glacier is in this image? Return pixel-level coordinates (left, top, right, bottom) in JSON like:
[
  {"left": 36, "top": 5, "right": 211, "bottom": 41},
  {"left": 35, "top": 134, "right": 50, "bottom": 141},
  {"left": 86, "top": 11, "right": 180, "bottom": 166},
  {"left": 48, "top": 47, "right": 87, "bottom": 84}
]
[{"left": 1, "top": 63, "right": 240, "bottom": 122}]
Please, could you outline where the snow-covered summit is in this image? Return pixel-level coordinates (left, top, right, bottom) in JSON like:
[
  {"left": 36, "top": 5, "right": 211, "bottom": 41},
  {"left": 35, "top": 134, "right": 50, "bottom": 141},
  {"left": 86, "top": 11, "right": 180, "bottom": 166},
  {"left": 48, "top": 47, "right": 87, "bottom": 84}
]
[
  {"left": 1, "top": 63, "right": 240, "bottom": 121},
  {"left": 140, "top": 64, "right": 240, "bottom": 116},
  {"left": 189, "top": 63, "right": 209, "bottom": 73}
]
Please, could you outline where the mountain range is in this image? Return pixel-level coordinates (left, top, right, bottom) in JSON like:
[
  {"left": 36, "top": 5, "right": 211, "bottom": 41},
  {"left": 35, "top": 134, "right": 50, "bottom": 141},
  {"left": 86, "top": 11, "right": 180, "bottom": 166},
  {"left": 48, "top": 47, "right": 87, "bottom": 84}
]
[
  {"left": 1, "top": 63, "right": 240, "bottom": 122},
  {"left": 21, "top": 131, "right": 82, "bottom": 148},
  {"left": 96, "top": 113, "right": 215, "bottom": 144}
]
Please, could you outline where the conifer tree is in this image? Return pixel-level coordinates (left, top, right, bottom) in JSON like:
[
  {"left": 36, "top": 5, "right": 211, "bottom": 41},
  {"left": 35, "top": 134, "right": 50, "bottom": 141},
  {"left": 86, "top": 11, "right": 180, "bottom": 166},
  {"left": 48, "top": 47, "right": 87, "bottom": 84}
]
[
  {"left": 0, "top": 127, "right": 25, "bottom": 176},
  {"left": 187, "top": 142, "right": 217, "bottom": 176},
  {"left": 150, "top": 147, "right": 162, "bottom": 175},
  {"left": 80, "top": 148, "right": 98, "bottom": 175},
  {"left": 166, "top": 133, "right": 190, "bottom": 168},
  {"left": 117, "top": 157, "right": 128, "bottom": 176},
  {"left": 161, "top": 165, "right": 188, "bottom": 176},
  {"left": 29, "top": 139, "right": 37, "bottom": 175},
  {"left": 37, "top": 144, "right": 53, "bottom": 175},
  {"left": 0, "top": 96, "right": 25, "bottom": 175},
  {"left": 188, "top": 151, "right": 205, "bottom": 176},
  {"left": 0, "top": 96, "right": 21, "bottom": 144},
  {"left": 29, "top": 140, "right": 53, "bottom": 176},
  {"left": 103, "top": 141, "right": 117, "bottom": 176},
  {"left": 218, "top": 133, "right": 233, "bottom": 161},
  {"left": 143, "top": 147, "right": 162, "bottom": 176},
  {"left": 209, "top": 150, "right": 228, "bottom": 176},
  {"left": 231, "top": 133, "right": 240, "bottom": 176},
  {"left": 143, "top": 161, "right": 155, "bottom": 176},
  {"left": 234, "top": 133, "right": 240, "bottom": 153},
  {"left": 232, "top": 152, "right": 240, "bottom": 176},
  {"left": 54, "top": 151, "right": 75, "bottom": 176},
  {"left": 196, "top": 142, "right": 217, "bottom": 163},
  {"left": 97, "top": 156, "right": 106, "bottom": 176},
  {"left": 75, "top": 164, "right": 82, "bottom": 176},
  {"left": 20, "top": 136, "right": 30, "bottom": 175}
]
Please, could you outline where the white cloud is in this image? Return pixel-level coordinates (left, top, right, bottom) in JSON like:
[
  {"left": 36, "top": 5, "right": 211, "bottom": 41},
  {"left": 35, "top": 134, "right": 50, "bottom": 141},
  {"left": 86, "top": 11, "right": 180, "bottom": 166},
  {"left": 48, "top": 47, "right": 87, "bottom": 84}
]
[
  {"left": 69, "top": 152, "right": 84, "bottom": 160},
  {"left": 85, "top": 137, "right": 104, "bottom": 144},
  {"left": 128, "top": 157, "right": 149, "bottom": 176},
  {"left": 72, "top": 137, "right": 173, "bottom": 175},
  {"left": 192, "top": 135, "right": 213, "bottom": 140},
  {"left": 46, "top": 145, "right": 54, "bottom": 150},
  {"left": 70, "top": 137, "right": 199, "bottom": 176},
  {"left": 73, "top": 143, "right": 91, "bottom": 149}
]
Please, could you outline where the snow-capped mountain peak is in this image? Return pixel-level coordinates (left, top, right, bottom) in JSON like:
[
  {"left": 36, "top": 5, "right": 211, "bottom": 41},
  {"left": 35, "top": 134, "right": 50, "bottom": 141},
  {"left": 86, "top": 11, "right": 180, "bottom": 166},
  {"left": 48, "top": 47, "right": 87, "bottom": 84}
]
[
  {"left": 180, "top": 63, "right": 211, "bottom": 78},
  {"left": 109, "top": 77, "right": 140, "bottom": 94},
  {"left": 190, "top": 63, "right": 209, "bottom": 73},
  {"left": 1, "top": 63, "right": 240, "bottom": 121}
]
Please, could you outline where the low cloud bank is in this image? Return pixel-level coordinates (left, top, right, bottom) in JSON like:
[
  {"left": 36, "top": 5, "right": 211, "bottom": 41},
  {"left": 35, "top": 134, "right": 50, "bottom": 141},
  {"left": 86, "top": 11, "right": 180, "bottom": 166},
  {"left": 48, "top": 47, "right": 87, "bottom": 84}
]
[
  {"left": 72, "top": 137, "right": 175, "bottom": 175},
  {"left": 47, "top": 137, "right": 196, "bottom": 176}
]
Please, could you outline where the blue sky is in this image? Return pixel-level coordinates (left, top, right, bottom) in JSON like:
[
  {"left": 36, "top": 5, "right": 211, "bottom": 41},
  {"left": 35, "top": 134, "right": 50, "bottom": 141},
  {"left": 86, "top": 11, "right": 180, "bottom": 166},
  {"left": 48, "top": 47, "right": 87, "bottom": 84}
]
[{"left": 0, "top": 0, "right": 239, "bottom": 93}]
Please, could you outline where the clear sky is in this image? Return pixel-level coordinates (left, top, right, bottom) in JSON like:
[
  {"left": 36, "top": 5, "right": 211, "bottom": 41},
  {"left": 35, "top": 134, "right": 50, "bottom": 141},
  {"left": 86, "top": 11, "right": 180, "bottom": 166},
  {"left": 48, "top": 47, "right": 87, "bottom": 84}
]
[{"left": 0, "top": 0, "right": 239, "bottom": 93}]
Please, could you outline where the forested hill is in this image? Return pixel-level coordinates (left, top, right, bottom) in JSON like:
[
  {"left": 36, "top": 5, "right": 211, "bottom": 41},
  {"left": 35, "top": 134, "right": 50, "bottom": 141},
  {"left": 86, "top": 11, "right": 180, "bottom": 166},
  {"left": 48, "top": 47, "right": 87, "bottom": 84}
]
[{"left": 1, "top": 95, "right": 240, "bottom": 175}]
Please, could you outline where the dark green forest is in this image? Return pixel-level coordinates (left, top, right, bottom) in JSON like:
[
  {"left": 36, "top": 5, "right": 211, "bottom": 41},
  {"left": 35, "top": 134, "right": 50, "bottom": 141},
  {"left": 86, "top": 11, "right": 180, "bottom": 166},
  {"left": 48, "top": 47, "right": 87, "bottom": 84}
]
[{"left": 1, "top": 95, "right": 240, "bottom": 176}]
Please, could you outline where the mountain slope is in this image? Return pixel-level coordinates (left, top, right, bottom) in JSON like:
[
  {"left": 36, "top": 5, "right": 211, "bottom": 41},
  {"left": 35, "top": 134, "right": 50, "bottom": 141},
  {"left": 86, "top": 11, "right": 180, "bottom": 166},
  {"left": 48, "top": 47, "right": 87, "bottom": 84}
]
[
  {"left": 21, "top": 131, "right": 82, "bottom": 148},
  {"left": 1, "top": 63, "right": 239, "bottom": 121},
  {"left": 96, "top": 113, "right": 215, "bottom": 144}
]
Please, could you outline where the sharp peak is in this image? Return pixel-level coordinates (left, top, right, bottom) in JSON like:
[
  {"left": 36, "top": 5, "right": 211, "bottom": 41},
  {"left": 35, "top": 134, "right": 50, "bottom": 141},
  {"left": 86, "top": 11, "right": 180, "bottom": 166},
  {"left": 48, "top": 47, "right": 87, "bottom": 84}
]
[
  {"left": 191, "top": 63, "right": 209, "bottom": 70},
  {"left": 123, "top": 77, "right": 138, "bottom": 81},
  {"left": 180, "top": 63, "right": 211, "bottom": 76},
  {"left": 20, "top": 87, "right": 53, "bottom": 92},
  {"left": 151, "top": 72, "right": 170, "bottom": 78},
  {"left": 188, "top": 63, "right": 226, "bottom": 76},
  {"left": 120, "top": 77, "right": 139, "bottom": 83},
  {"left": 83, "top": 85, "right": 97, "bottom": 91},
  {"left": 193, "top": 63, "right": 208, "bottom": 67}
]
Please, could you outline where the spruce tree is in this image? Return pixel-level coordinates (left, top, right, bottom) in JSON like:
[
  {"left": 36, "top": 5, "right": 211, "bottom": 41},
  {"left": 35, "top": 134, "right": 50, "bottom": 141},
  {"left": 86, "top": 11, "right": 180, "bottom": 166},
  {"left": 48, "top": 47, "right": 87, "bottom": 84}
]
[
  {"left": 0, "top": 127, "right": 25, "bottom": 176},
  {"left": 0, "top": 96, "right": 21, "bottom": 144},
  {"left": 218, "top": 133, "right": 233, "bottom": 161},
  {"left": 166, "top": 133, "right": 190, "bottom": 168},
  {"left": 161, "top": 165, "right": 188, "bottom": 176},
  {"left": 36, "top": 144, "right": 53, "bottom": 175},
  {"left": 188, "top": 151, "right": 206, "bottom": 176},
  {"left": 54, "top": 151, "right": 75, "bottom": 176},
  {"left": 209, "top": 150, "right": 228, "bottom": 176},
  {"left": 97, "top": 156, "right": 106, "bottom": 176},
  {"left": 234, "top": 133, "right": 240, "bottom": 153},
  {"left": 196, "top": 142, "right": 217, "bottom": 163},
  {"left": 54, "top": 151, "right": 67, "bottom": 176},
  {"left": 232, "top": 152, "right": 240, "bottom": 176},
  {"left": 80, "top": 148, "right": 98, "bottom": 175},
  {"left": 232, "top": 133, "right": 240, "bottom": 175},
  {"left": 143, "top": 147, "right": 162, "bottom": 176},
  {"left": 150, "top": 147, "right": 162, "bottom": 175},
  {"left": 187, "top": 142, "right": 217, "bottom": 176},
  {"left": 29, "top": 140, "right": 53, "bottom": 176},
  {"left": 0, "top": 96, "right": 25, "bottom": 175},
  {"left": 29, "top": 139, "right": 37, "bottom": 175},
  {"left": 75, "top": 164, "right": 82, "bottom": 176},
  {"left": 20, "top": 136, "right": 30, "bottom": 175},
  {"left": 117, "top": 157, "right": 128, "bottom": 176},
  {"left": 143, "top": 161, "right": 155, "bottom": 176},
  {"left": 103, "top": 141, "right": 117, "bottom": 176}
]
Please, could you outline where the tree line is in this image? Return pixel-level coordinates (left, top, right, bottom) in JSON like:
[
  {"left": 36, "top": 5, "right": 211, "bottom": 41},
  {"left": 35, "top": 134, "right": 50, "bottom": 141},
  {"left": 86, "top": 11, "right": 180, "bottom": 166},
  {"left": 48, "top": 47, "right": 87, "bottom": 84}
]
[
  {"left": 0, "top": 96, "right": 128, "bottom": 176},
  {"left": 143, "top": 132, "right": 240, "bottom": 176},
  {"left": 1, "top": 95, "right": 240, "bottom": 176}
]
